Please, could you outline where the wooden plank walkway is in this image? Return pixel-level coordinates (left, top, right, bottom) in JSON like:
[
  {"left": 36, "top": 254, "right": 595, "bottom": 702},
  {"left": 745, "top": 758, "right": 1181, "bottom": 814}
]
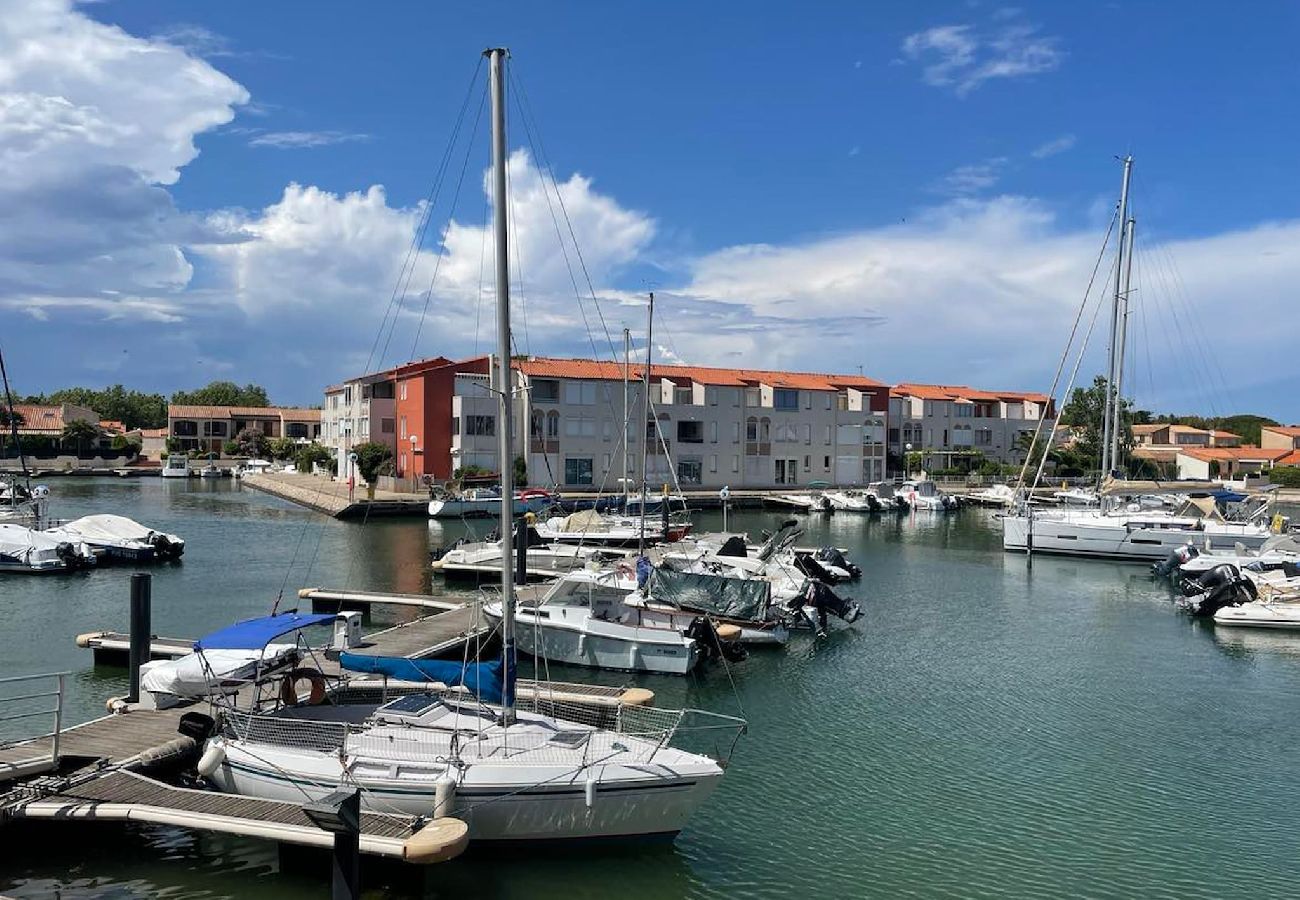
[
  {"left": 75, "top": 631, "right": 193, "bottom": 663},
  {"left": 0, "top": 707, "right": 186, "bottom": 779}
]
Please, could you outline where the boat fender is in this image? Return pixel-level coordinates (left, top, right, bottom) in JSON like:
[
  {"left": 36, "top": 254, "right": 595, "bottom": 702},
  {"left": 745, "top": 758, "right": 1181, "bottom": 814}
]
[
  {"left": 196, "top": 741, "right": 226, "bottom": 777},
  {"left": 434, "top": 773, "right": 457, "bottom": 819},
  {"left": 577, "top": 633, "right": 587, "bottom": 656},
  {"left": 134, "top": 735, "right": 199, "bottom": 771},
  {"left": 280, "top": 667, "right": 328, "bottom": 706},
  {"left": 584, "top": 772, "right": 598, "bottom": 809}
]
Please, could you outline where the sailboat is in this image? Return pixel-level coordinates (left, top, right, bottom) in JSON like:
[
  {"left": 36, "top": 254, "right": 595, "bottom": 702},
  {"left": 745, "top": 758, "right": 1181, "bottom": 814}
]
[
  {"left": 1001, "top": 158, "right": 1279, "bottom": 560},
  {"left": 197, "top": 50, "right": 743, "bottom": 842}
]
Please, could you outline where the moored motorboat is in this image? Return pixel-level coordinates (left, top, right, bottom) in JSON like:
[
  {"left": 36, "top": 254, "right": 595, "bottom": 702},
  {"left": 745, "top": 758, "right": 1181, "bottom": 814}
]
[
  {"left": 44, "top": 514, "right": 185, "bottom": 562},
  {"left": 0, "top": 523, "right": 96, "bottom": 573}
]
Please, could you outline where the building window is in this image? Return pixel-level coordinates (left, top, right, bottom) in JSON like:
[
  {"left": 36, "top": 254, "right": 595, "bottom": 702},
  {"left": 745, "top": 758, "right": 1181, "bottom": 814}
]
[
  {"left": 774, "top": 389, "right": 799, "bottom": 410},
  {"left": 381, "top": 418, "right": 395, "bottom": 434},
  {"left": 532, "top": 379, "right": 560, "bottom": 403},
  {"left": 546, "top": 410, "right": 561, "bottom": 439},
  {"left": 466, "top": 415, "right": 495, "bottom": 437},
  {"left": 824, "top": 425, "right": 832, "bottom": 445},
  {"left": 602, "top": 453, "right": 611, "bottom": 471},
  {"left": 400, "top": 381, "right": 408, "bottom": 401},
  {"left": 707, "top": 387, "right": 718, "bottom": 406},
  {"left": 745, "top": 417, "right": 758, "bottom": 441},
  {"left": 564, "top": 457, "right": 593, "bottom": 485},
  {"left": 400, "top": 416, "right": 408, "bottom": 439},
  {"left": 823, "top": 455, "right": 831, "bottom": 469},
  {"left": 360, "top": 419, "right": 370, "bottom": 438},
  {"left": 330, "top": 395, "right": 340, "bottom": 410},
  {"left": 344, "top": 387, "right": 353, "bottom": 405},
  {"left": 202, "top": 421, "right": 228, "bottom": 438},
  {"left": 824, "top": 394, "right": 832, "bottom": 411},
  {"left": 710, "top": 422, "right": 718, "bottom": 443},
  {"left": 709, "top": 454, "right": 718, "bottom": 473},
  {"left": 531, "top": 411, "right": 544, "bottom": 438},
  {"left": 678, "top": 458, "right": 702, "bottom": 485},
  {"left": 173, "top": 420, "right": 198, "bottom": 437},
  {"left": 803, "top": 455, "right": 811, "bottom": 471},
  {"left": 371, "top": 381, "right": 395, "bottom": 400},
  {"left": 564, "top": 416, "right": 595, "bottom": 438},
  {"left": 744, "top": 387, "right": 761, "bottom": 407},
  {"left": 602, "top": 420, "right": 612, "bottom": 442},
  {"left": 975, "top": 428, "right": 993, "bottom": 447},
  {"left": 677, "top": 421, "right": 704, "bottom": 444},
  {"left": 563, "top": 381, "right": 597, "bottom": 405},
  {"left": 956, "top": 404, "right": 974, "bottom": 418},
  {"left": 451, "top": 417, "right": 459, "bottom": 436},
  {"left": 760, "top": 417, "right": 771, "bottom": 441},
  {"left": 731, "top": 422, "right": 740, "bottom": 443},
  {"left": 674, "top": 387, "right": 693, "bottom": 406},
  {"left": 804, "top": 424, "right": 812, "bottom": 445},
  {"left": 287, "top": 422, "right": 308, "bottom": 439},
  {"left": 732, "top": 455, "right": 740, "bottom": 473}
]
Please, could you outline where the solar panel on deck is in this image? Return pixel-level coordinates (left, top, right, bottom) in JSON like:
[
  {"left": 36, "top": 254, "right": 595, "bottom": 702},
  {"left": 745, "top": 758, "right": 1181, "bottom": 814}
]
[{"left": 379, "top": 692, "right": 443, "bottom": 716}]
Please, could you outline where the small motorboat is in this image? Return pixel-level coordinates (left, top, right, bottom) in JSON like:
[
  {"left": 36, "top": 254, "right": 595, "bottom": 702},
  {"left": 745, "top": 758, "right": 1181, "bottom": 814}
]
[
  {"left": 161, "top": 455, "right": 191, "bottom": 478},
  {"left": 428, "top": 487, "right": 554, "bottom": 519},
  {"left": 44, "top": 514, "right": 185, "bottom": 562},
  {"left": 1213, "top": 600, "right": 1300, "bottom": 630},
  {"left": 1053, "top": 487, "right": 1098, "bottom": 506},
  {"left": 900, "top": 480, "right": 959, "bottom": 511},
  {"left": 966, "top": 484, "right": 1017, "bottom": 508},
  {"left": 824, "top": 490, "right": 878, "bottom": 513},
  {"left": 0, "top": 523, "right": 96, "bottom": 574}
]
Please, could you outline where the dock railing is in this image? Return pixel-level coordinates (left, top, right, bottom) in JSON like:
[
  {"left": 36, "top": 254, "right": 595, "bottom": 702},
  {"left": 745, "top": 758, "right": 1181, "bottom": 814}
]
[{"left": 0, "top": 671, "right": 67, "bottom": 777}]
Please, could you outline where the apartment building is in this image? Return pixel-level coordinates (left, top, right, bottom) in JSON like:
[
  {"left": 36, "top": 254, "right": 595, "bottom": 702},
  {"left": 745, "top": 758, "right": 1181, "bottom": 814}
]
[
  {"left": 323, "top": 372, "right": 400, "bottom": 478},
  {"left": 514, "top": 358, "right": 890, "bottom": 490},
  {"left": 1175, "top": 446, "right": 1293, "bottom": 480},
  {"left": 168, "top": 405, "right": 321, "bottom": 454},
  {"left": 888, "top": 383, "right": 1055, "bottom": 470}
]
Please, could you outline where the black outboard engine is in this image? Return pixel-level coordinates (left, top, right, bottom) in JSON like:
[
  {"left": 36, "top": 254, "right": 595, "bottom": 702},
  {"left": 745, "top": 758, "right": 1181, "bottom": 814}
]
[
  {"left": 793, "top": 553, "right": 839, "bottom": 584},
  {"left": 1152, "top": 543, "right": 1199, "bottom": 578},
  {"left": 717, "top": 535, "right": 748, "bottom": 558},
  {"left": 795, "top": 581, "right": 862, "bottom": 635},
  {"left": 1177, "top": 564, "right": 1258, "bottom": 617},
  {"left": 686, "top": 617, "right": 747, "bottom": 663},
  {"left": 815, "top": 547, "right": 861, "bottom": 580}
]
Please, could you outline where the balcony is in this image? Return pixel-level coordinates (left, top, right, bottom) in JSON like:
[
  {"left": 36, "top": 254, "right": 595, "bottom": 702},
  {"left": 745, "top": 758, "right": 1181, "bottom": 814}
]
[{"left": 530, "top": 438, "right": 560, "bottom": 454}]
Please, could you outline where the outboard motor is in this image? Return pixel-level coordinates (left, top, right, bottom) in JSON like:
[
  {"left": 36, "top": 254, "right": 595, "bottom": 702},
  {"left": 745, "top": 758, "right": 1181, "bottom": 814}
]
[
  {"left": 686, "top": 617, "right": 747, "bottom": 663},
  {"left": 815, "top": 547, "right": 861, "bottom": 580},
  {"left": 794, "top": 554, "right": 840, "bottom": 584},
  {"left": 717, "top": 535, "right": 748, "bottom": 558},
  {"left": 1153, "top": 543, "right": 1199, "bottom": 578},
  {"left": 1177, "top": 564, "right": 1258, "bottom": 617},
  {"left": 1179, "top": 561, "right": 1240, "bottom": 598},
  {"left": 795, "top": 581, "right": 862, "bottom": 635},
  {"left": 55, "top": 541, "right": 88, "bottom": 570}
]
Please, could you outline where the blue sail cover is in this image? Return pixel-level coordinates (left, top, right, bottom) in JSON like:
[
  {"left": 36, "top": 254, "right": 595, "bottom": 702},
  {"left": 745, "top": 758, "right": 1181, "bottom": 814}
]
[
  {"left": 194, "top": 612, "right": 335, "bottom": 651},
  {"left": 340, "top": 653, "right": 507, "bottom": 705}
]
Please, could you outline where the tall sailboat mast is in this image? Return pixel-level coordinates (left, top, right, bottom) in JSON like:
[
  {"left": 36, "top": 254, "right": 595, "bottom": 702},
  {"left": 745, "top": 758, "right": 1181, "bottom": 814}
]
[
  {"left": 486, "top": 46, "right": 516, "bottom": 722},
  {"left": 0, "top": 346, "right": 30, "bottom": 490},
  {"left": 1100, "top": 155, "right": 1133, "bottom": 479},
  {"left": 637, "top": 292, "right": 654, "bottom": 555},
  {"left": 1109, "top": 216, "right": 1137, "bottom": 475},
  {"left": 622, "top": 327, "right": 631, "bottom": 508}
]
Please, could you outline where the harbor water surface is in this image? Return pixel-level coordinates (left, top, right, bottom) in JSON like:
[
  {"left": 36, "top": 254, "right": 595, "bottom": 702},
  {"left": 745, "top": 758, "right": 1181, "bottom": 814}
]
[{"left": 2, "top": 477, "right": 1299, "bottom": 898}]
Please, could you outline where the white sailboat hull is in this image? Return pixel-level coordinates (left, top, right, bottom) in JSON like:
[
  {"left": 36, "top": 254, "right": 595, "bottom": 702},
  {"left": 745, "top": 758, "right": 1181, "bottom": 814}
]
[
  {"left": 211, "top": 740, "right": 720, "bottom": 841},
  {"left": 1002, "top": 513, "right": 1272, "bottom": 560}
]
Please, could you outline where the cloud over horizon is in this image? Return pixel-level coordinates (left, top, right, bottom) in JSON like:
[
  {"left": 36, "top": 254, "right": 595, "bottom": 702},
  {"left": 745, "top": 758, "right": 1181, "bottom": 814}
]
[{"left": 0, "top": 1, "right": 1295, "bottom": 420}]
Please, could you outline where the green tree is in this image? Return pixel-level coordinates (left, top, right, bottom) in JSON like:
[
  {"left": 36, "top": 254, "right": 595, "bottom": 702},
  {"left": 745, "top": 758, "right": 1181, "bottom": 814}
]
[
  {"left": 171, "top": 381, "right": 270, "bottom": 408},
  {"left": 233, "top": 426, "right": 269, "bottom": 459},
  {"left": 223, "top": 440, "right": 240, "bottom": 457},
  {"left": 21, "top": 385, "right": 166, "bottom": 429},
  {"left": 267, "top": 437, "right": 297, "bottom": 461},
  {"left": 295, "top": 443, "right": 333, "bottom": 475},
  {"left": 1059, "top": 375, "right": 1134, "bottom": 473},
  {"left": 61, "top": 419, "right": 100, "bottom": 454},
  {"left": 351, "top": 441, "right": 394, "bottom": 485},
  {"left": 513, "top": 455, "right": 527, "bottom": 487}
]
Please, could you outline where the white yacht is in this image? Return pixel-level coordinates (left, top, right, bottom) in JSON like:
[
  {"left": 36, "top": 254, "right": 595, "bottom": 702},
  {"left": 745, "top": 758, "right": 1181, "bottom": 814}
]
[
  {"left": 160, "top": 455, "right": 190, "bottom": 478},
  {"left": 966, "top": 484, "right": 1017, "bottom": 508},
  {"left": 533, "top": 509, "right": 671, "bottom": 547},
  {"left": 484, "top": 571, "right": 703, "bottom": 675},
  {"left": 900, "top": 480, "right": 959, "bottom": 511},
  {"left": 428, "top": 487, "right": 553, "bottom": 519},
  {"left": 824, "top": 490, "right": 876, "bottom": 513}
]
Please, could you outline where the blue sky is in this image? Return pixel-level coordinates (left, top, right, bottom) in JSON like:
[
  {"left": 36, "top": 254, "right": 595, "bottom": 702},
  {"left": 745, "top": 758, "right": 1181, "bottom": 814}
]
[{"left": 3, "top": 1, "right": 1297, "bottom": 421}]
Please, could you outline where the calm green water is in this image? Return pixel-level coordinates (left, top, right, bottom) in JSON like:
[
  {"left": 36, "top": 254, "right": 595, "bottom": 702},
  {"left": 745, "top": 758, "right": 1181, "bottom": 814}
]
[{"left": 3, "top": 478, "right": 1300, "bottom": 898}]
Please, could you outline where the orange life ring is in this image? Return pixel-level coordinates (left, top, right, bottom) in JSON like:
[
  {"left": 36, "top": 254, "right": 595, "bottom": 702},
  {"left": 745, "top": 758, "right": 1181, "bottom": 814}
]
[{"left": 280, "top": 667, "right": 328, "bottom": 706}]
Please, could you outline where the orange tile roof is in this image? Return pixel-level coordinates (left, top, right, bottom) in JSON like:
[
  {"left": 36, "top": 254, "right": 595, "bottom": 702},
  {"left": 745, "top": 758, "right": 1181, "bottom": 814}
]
[
  {"left": 515, "top": 357, "right": 884, "bottom": 391},
  {"left": 98, "top": 420, "right": 125, "bottom": 433},
  {"left": 169, "top": 405, "right": 320, "bottom": 420},
  {"left": 10, "top": 404, "right": 66, "bottom": 432},
  {"left": 1181, "top": 446, "right": 1292, "bottom": 462},
  {"left": 1264, "top": 426, "right": 1300, "bottom": 437},
  {"left": 1279, "top": 450, "right": 1300, "bottom": 466},
  {"left": 891, "top": 383, "right": 1050, "bottom": 404},
  {"left": 1211, "top": 430, "right": 1240, "bottom": 439},
  {"left": 1132, "top": 424, "right": 1167, "bottom": 433}
]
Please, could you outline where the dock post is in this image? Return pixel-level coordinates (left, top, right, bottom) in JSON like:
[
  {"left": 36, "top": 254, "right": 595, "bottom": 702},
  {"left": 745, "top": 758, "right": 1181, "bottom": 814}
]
[
  {"left": 515, "top": 517, "right": 527, "bottom": 586},
  {"left": 127, "top": 572, "right": 152, "bottom": 703},
  {"left": 303, "top": 788, "right": 361, "bottom": 900}
]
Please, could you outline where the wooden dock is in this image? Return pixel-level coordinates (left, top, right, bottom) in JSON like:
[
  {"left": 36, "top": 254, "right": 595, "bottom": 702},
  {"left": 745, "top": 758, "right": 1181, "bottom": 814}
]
[{"left": 75, "top": 631, "right": 193, "bottom": 664}]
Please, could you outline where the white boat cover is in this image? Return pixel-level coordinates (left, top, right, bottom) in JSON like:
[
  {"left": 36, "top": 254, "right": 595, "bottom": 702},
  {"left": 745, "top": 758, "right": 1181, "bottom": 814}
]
[
  {"left": 141, "top": 644, "right": 298, "bottom": 700},
  {"left": 0, "top": 522, "right": 73, "bottom": 564},
  {"left": 553, "top": 509, "right": 609, "bottom": 532},
  {"left": 45, "top": 514, "right": 181, "bottom": 546}
]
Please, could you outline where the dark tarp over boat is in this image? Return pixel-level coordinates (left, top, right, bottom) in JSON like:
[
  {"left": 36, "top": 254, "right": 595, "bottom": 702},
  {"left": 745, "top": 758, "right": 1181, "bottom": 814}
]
[{"left": 648, "top": 567, "right": 771, "bottom": 623}]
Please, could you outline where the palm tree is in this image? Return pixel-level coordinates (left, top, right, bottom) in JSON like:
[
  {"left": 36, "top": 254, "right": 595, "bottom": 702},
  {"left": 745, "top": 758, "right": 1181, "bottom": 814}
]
[{"left": 61, "top": 419, "right": 100, "bottom": 456}]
